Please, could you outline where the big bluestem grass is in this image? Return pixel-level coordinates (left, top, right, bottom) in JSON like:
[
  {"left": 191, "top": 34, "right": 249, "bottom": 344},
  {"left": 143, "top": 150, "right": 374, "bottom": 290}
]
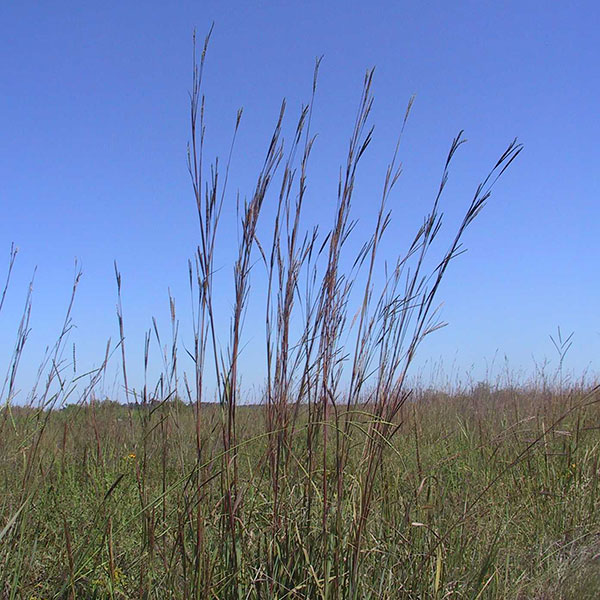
[{"left": 2, "top": 31, "right": 599, "bottom": 600}]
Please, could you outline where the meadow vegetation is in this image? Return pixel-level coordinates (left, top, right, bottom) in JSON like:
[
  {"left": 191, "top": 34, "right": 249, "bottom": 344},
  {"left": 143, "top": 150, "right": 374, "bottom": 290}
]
[
  {"left": 1, "top": 32, "right": 598, "bottom": 599},
  {"left": 2, "top": 389, "right": 599, "bottom": 599}
]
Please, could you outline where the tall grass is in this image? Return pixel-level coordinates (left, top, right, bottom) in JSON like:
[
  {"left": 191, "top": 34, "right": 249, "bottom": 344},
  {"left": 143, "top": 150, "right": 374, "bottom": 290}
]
[{"left": 2, "top": 31, "right": 598, "bottom": 599}]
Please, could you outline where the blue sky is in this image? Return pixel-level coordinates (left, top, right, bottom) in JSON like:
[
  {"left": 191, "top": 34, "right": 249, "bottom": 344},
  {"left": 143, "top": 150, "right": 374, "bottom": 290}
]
[{"left": 1, "top": 1, "right": 598, "bottom": 399}]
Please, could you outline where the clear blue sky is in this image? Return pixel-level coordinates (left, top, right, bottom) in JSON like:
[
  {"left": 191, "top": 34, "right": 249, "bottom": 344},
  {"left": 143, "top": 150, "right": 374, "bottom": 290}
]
[{"left": 1, "top": 1, "right": 598, "bottom": 399}]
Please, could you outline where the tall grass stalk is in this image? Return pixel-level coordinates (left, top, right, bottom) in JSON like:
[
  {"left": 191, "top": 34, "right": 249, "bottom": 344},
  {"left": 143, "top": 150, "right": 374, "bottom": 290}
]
[{"left": 6, "top": 32, "right": 599, "bottom": 600}]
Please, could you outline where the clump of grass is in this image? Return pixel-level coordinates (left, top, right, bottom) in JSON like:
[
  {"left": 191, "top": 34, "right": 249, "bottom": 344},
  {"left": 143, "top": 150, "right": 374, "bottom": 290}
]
[{"left": 4, "top": 29, "right": 598, "bottom": 600}]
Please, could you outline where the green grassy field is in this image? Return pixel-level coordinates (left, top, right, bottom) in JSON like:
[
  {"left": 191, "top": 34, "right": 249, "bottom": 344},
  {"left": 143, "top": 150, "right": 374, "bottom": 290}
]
[{"left": 1, "top": 388, "right": 599, "bottom": 599}]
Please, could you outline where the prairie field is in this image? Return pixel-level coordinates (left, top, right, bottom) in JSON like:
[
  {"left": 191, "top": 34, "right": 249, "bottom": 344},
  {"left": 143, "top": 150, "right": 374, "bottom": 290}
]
[
  {"left": 2, "top": 27, "right": 598, "bottom": 600},
  {"left": 1, "top": 386, "right": 599, "bottom": 599}
]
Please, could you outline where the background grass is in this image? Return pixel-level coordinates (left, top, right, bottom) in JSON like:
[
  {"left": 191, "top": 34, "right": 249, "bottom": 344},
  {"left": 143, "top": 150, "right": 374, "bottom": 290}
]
[{"left": 1, "top": 388, "right": 599, "bottom": 598}]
